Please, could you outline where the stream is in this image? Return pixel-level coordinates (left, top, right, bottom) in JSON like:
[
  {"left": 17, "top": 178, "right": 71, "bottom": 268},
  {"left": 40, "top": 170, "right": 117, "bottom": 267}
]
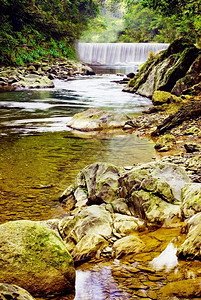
[
  {"left": 0, "top": 71, "right": 156, "bottom": 224},
  {"left": 1, "top": 68, "right": 199, "bottom": 300}
]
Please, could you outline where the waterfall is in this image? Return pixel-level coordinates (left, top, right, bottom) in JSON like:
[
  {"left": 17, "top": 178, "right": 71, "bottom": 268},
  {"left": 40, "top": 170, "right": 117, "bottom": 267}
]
[{"left": 76, "top": 42, "right": 169, "bottom": 65}]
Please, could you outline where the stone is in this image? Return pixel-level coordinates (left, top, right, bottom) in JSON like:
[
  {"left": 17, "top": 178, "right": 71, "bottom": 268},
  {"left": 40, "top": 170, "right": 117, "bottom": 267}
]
[
  {"left": 67, "top": 108, "right": 126, "bottom": 131},
  {"left": 107, "top": 198, "right": 131, "bottom": 215},
  {"left": 178, "top": 222, "right": 201, "bottom": 259},
  {"left": 113, "top": 235, "right": 144, "bottom": 258},
  {"left": 155, "top": 134, "right": 176, "bottom": 152},
  {"left": 130, "top": 189, "right": 181, "bottom": 224},
  {"left": 58, "top": 205, "right": 112, "bottom": 260},
  {"left": 159, "top": 279, "right": 201, "bottom": 299},
  {"left": 185, "top": 126, "right": 201, "bottom": 135},
  {"left": 181, "top": 183, "right": 201, "bottom": 218},
  {"left": 0, "top": 283, "right": 35, "bottom": 300},
  {"left": 113, "top": 213, "right": 146, "bottom": 236},
  {"left": 0, "top": 220, "right": 75, "bottom": 296},
  {"left": 60, "top": 162, "right": 121, "bottom": 207}
]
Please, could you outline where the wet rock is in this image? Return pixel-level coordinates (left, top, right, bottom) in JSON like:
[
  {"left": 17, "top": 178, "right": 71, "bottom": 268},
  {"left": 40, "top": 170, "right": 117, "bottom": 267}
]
[
  {"left": 0, "top": 283, "right": 35, "bottom": 300},
  {"left": 181, "top": 183, "right": 201, "bottom": 218},
  {"left": 155, "top": 134, "right": 176, "bottom": 152},
  {"left": 67, "top": 108, "right": 126, "bottom": 131},
  {"left": 185, "top": 125, "right": 201, "bottom": 135},
  {"left": 159, "top": 278, "right": 201, "bottom": 299},
  {"left": 113, "top": 235, "right": 144, "bottom": 258},
  {"left": 178, "top": 221, "right": 201, "bottom": 259},
  {"left": 0, "top": 220, "right": 75, "bottom": 296}
]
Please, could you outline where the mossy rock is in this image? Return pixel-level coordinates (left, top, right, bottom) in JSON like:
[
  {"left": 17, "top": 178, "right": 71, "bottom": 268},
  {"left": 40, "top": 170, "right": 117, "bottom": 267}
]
[
  {"left": 155, "top": 134, "right": 176, "bottom": 152},
  {"left": 0, "top": 220, "right": 75, "bottom": 297},
  {"left": 152, "top": 91, "right": 181, "bottom": 105}
]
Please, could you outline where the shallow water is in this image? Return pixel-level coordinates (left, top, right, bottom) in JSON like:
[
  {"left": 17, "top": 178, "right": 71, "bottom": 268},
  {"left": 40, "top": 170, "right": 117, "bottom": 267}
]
[{"left": 0, "top": 72, "right": 155, "bottom": 223}]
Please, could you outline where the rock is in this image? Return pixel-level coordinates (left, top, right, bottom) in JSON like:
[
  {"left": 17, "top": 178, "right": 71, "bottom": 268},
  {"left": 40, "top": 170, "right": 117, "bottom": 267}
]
[
  {"left": 184, "top": 142, "right": 201, "bottom": 153},
  {"left": 126, "top": 72, "right": 135, "bottom": 79},
  {"left": 152, "top": 91, "right": 180, "bottom": 105},
  {"left": 12, "top": 74, "right": 54, "bottom": 89},
  {"left": 67, "top": 108, "right": 126, "bottom": 131},
  {"left": 60, "top": 162, "right": 121, "bottom": 207},
  {"left": 172, "top": 54, "right": 201, "bottom": 96},
  {"left": 113, "top": 235, "right": 144, "bottom": 258},
  {"left": 113, "top": 213, "right": 146, "bottom": 236},
  {"left": 58, "top": 205, "right": 112, "bottom": 260},
  {"left": 123, "top": 39, "right": 200, "bottom": 99},
  {"left": 130, "top": 189, "right": 181, "bottom": 224},
  {"left": 107, "top": 198, "right": 131, "bottom": 215},
  {"left": 181, "top": 183, "right": 201, "bottom": 218},
  {"left": 0, "top": 220, "right": 75, "bottom": 296},
  {"left": 0, "top": 283, "right": 35, "bottom": 300},
  {"left": 178, "top": 221, "right": 201, "bottom": 259},
  {"left": 159, "top": 279, "right": 201, "bottom": 299},
  {"left": 155, "top": 134, "right": 176, "bottom": 152}
]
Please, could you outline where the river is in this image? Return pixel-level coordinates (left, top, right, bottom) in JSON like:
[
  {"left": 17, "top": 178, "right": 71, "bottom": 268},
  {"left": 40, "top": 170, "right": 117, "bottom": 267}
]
[{"left": 0, "top": 71, "right": 156, "bottom": 224}]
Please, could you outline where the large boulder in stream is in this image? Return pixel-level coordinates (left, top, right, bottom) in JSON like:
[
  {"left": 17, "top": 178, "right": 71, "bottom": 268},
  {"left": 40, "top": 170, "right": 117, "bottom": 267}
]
[
  {"left": 0, "top": 220, "right": 75, "bottom": 297},
  {"left": 12, "top": 74, "right": 54, "bottom": 89},
  {"left": 67, "top": 108, "right": 126, "bottom": 131}
]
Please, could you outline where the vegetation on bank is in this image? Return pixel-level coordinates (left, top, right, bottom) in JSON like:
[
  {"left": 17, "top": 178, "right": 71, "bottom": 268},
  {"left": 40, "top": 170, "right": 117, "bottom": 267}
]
[
  {"left": 81, "top": 0, "right": 201, "bottom": 45},
  {"left": 0, "top": 0, "right": 99, "bottom": 66},
  {"left": 0, "top": 0, "right": 200, "bottom": 66}
]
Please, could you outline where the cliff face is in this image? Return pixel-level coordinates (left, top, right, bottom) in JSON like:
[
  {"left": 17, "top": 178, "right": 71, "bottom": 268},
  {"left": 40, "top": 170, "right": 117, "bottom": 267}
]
[{"left": 123, "top": 39, "right": 201, "bottom": 98}]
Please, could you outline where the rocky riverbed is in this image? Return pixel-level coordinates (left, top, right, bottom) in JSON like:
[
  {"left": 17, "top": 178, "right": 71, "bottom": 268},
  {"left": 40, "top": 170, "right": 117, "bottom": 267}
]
[{"left": 0, "top": 58, "right": 94, "bottom": 91}]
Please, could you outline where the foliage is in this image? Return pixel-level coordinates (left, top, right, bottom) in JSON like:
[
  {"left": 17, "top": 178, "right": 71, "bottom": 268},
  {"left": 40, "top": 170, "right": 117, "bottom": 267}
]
[
  {"left": 0, "top": 0, "right": 99, "bottom": 65},
  {"left": 140, "top": 0, "right": 201, "bottom": 44}
]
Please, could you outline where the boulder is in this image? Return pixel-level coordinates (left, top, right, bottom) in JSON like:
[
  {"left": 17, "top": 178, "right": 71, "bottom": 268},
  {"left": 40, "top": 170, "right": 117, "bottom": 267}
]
[
  {"left": 113, "top": 213, "right": 146, "bottom": 236},
  {"left": 60, "top": 162, "right": 121, "bottom": 207},
  {"left": 113, "top": 235, "right": 144, "bottom": 258},
  {"left": 58, "top": 205, "right": 112, "bottom": 260},
  {"left": 0, "top": 283, "right": 35, "bottom": 300},
  {"left": 123, "top": 39, "right": 200, "bottom": 99},
  {"left": 67, "top": 108, "right": 126, "bottom": 131},
  {"left": 0, "top": 220, "right": 75, "bottom": 296},
  {"left": 181, "top": 183, "right": 201, "bottom": 218},
  {"left": 178, "top": 222, "right": 201, "bottom": 259},
  {"left": 155, "top": 134, "right": 176, "bottom": 152}
]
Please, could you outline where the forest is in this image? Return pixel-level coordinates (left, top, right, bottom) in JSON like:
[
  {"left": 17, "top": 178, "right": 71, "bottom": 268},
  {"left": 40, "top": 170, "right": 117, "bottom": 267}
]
[{"left": 0, "top": 0, "right": 201, "bottom": 65}]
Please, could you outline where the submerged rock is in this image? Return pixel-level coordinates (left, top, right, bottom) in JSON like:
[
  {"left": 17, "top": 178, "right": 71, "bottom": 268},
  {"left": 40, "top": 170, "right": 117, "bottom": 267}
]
[
  {"left": 67, "top": 108, "right": 126, "bottom": 131},
  {"left": 0, "top": 283, "right": 35, "bottom": 300},
  {"left": 0, "top": 220, "right": 75, "bottom": 296}
]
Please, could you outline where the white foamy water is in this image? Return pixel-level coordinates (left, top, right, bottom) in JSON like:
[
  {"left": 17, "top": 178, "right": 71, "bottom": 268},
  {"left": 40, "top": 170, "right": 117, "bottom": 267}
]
[
  {"left": 150, "top": 242, "right": 178, "bottom": 272},
  {"left": 77, "top": 42, "right": 169, "bottom": 65}
]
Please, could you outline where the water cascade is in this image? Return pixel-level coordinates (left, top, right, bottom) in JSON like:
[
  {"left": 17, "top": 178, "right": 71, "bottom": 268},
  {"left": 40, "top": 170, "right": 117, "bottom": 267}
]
[{"left": 77, "top": 42, "right": 169, "bottom": 65}]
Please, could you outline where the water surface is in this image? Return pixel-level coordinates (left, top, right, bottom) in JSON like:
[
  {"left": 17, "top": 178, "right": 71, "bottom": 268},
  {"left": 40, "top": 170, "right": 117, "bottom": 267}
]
[{"left": 0, "top": 72, "right": 155, "bottom": 223}]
